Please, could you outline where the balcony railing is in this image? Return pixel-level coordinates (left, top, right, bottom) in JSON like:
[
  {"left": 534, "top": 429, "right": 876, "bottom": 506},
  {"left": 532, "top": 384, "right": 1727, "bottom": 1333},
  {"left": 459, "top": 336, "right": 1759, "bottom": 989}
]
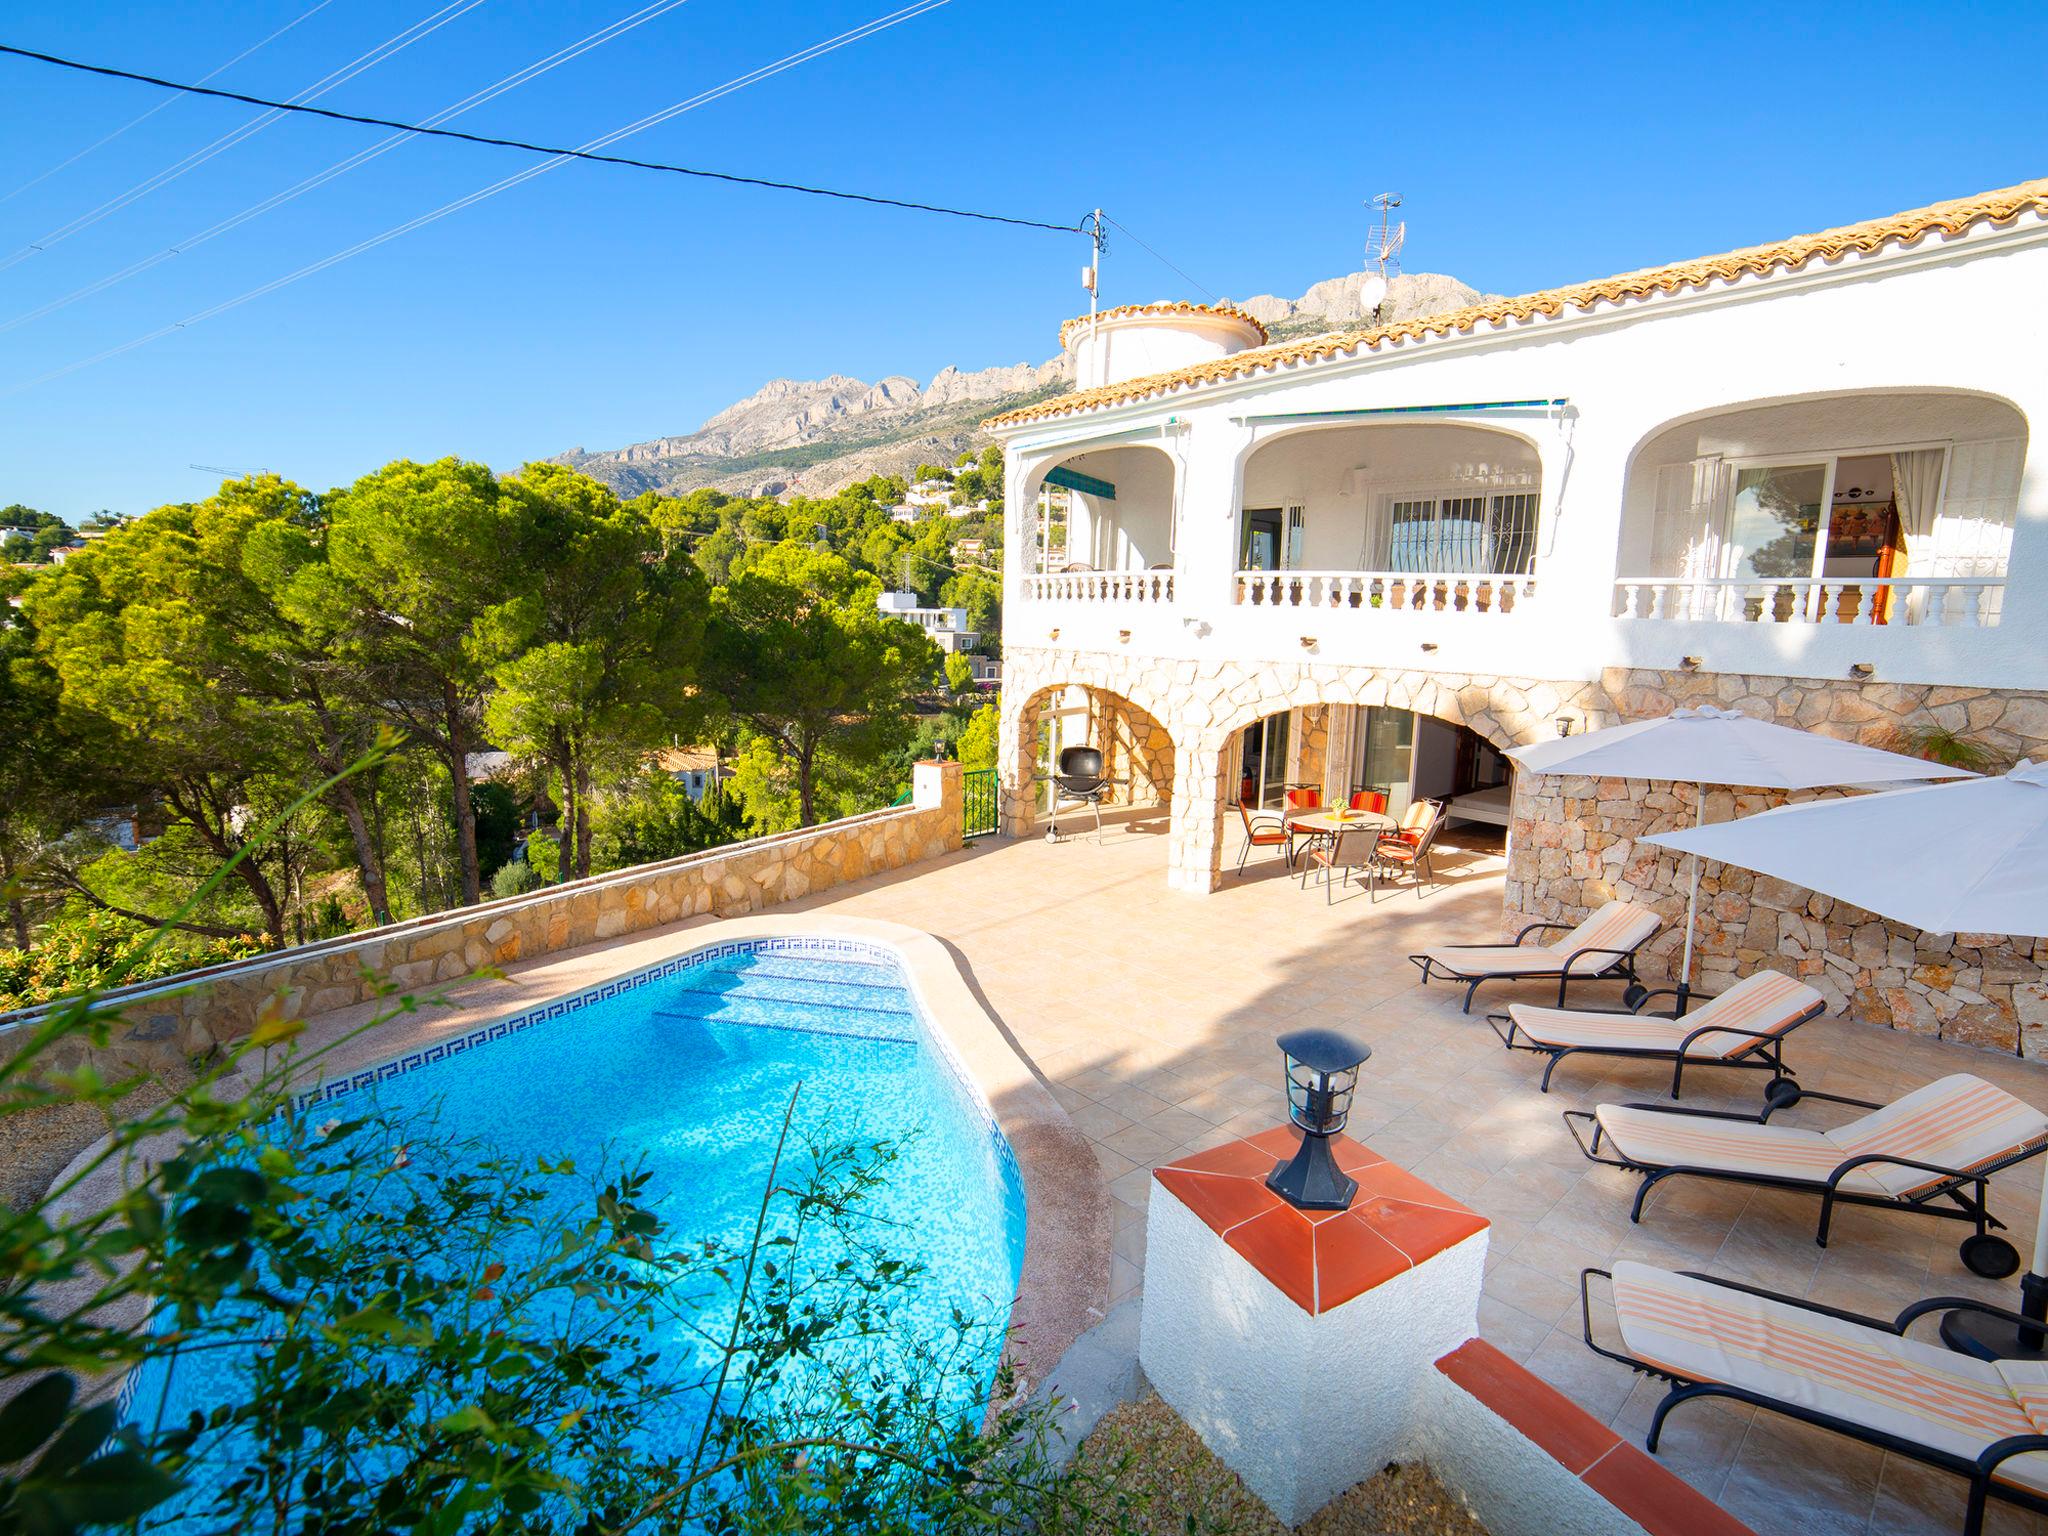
[
  {"left": 1234, "top": 569, "right": 1537, "bottom": 614},
  {"left": 1023, "top": 570, "right": 1174, "bottom": 603},
  {"left": 1612, "top": 575, "right": 2005, "bottom": 628}
]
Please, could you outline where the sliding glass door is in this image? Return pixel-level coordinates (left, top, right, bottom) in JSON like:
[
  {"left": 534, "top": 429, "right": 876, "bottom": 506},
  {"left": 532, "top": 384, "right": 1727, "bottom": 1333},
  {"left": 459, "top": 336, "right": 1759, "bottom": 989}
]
[{"left": 1236, "top": 711, "right": 1292, "bottom": 808}]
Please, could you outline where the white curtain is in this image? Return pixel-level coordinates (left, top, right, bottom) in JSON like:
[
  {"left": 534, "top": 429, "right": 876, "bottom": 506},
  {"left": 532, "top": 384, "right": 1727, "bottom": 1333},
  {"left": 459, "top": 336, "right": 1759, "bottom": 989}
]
[
  {"left": 1892, "top": 448, "right": 1946, "bottom": 576},
  {"left": 1686, "top": 455, "right": 1728, "bottom": 582},
  {"left": 1647, "top": 458, "right": 1725, "bottom": 579},
  {"left": 1358, "top": 498, "right": 1391, "bottom": 568}
]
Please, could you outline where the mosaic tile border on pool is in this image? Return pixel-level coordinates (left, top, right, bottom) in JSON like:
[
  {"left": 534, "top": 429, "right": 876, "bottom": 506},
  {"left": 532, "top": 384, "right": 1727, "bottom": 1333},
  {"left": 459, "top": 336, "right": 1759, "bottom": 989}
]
[{"left": 292, "top": 935, "right": 1024, "bottom": 1196}]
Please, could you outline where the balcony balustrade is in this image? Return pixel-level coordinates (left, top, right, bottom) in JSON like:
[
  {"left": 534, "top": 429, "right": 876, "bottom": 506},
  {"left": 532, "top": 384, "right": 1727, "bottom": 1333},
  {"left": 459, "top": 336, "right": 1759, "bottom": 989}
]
[
  {"left": 1022, "top": 570, "right": 1175, "bottom": 604},
  {"left": 1612, "top": 575, "right": 2005, "bottom": 628},
  {"left": 1233, "top": 569, "right": 1538, "bottom": 615}
]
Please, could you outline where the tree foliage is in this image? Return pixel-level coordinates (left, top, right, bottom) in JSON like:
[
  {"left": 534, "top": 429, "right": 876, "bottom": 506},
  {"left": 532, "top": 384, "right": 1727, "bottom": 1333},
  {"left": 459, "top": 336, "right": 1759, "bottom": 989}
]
[
  {"left": 705, "top": 546, "right": 940, "bottom": 827},
  {"left": 3, "top": 444, "right": 1004, "bottom": 976}
]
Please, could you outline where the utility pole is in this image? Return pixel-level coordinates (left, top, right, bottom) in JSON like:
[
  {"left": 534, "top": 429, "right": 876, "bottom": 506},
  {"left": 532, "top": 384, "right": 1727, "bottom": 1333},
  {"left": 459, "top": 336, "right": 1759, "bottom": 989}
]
[{"left": 1081, "top": 208, "right": 1106, "bottom": 320}]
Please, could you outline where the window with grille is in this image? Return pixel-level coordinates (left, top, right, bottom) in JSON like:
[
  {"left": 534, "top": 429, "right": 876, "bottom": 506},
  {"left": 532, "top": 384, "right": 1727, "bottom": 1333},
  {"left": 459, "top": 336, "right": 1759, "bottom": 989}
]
[{"left": 1384, "top": 492, "right": 1538, "bottom": 574}]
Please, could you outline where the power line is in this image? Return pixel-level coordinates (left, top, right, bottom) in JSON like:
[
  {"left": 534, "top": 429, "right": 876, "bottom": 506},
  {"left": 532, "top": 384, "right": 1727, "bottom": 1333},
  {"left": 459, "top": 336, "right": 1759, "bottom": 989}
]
[
  {"left": 0, "top": 29, "right": 1083, "bottom": 236},
  {"left": 0, "top": 0, "right": 341, "bottom": 207},
  {"left": 1, "top": 0, "right": 698, "bottom": 334},
  {"left": 0, "top": 0, "right": 491, "bottom": 273},
  {"left": 1102, "top": 213, "right": 1218, "bottom": 302},
  {"left": 7, "top": 2, "right": 989, "bottom": 395}
]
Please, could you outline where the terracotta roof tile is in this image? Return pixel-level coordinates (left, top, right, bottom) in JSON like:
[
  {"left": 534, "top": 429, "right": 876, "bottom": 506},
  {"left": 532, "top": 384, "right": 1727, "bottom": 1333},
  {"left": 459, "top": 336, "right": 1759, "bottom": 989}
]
[
  {"left": 1056, "top": 299, "right": 1268, "bottom": 351},
  {"left": 989, "top": 177, "right": 2048, "bottom": 430}
]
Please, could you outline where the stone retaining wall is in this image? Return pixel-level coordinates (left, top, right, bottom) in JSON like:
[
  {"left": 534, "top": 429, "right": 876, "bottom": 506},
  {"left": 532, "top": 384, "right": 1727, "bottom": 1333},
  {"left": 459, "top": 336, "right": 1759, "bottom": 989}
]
[{"left": 15, "top": 763, "right": 965, "bottom": 1074}]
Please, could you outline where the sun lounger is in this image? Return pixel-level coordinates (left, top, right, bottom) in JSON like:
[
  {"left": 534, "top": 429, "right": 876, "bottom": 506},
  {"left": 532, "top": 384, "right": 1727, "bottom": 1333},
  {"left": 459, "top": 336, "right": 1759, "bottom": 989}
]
[
  {"left": 1564, "top": 1073, "right": 2048, "bottom": 1275},
  {"left": 1583, "top": 1261, "right": 2048, "bottom": 1536},
  {"left": 1484, "top": 968, "right": 1825, "bottom": 1094},
  {"left": 1408, "top": 900, "right": 1663, "bottom": 1013}
]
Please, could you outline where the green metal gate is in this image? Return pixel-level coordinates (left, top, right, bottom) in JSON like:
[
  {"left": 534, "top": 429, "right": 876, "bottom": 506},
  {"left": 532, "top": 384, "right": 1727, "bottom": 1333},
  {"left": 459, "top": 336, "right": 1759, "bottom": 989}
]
[{"left": 961, "top": 768, "right": 999, "bottom": 839}]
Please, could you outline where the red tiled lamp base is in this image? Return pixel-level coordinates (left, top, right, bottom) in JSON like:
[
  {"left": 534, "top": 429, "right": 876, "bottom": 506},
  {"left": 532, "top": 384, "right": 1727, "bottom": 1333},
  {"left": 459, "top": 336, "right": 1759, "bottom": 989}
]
[{"left": 1137, "top": 1125, "right": 1491, "bottom": 1524}]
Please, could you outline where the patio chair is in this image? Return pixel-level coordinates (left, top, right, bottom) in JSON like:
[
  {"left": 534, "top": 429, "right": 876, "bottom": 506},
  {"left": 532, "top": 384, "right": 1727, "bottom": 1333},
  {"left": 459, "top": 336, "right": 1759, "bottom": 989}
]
[
  {"left": 1348, "top": 788, "right": 1389, "bottom": 815},
  {"left": 1564, "top": 1072, "right": 2048, "bottom": 1276},
  {"left": 1235, "top": 801, "right": 1290, "bottom": 876},
  {"left": 1582, "top": 1261, "right": 2048, "bottom": 1536},
  {"left": 1052, "top": 746, "right": 1113, "bottom": 844},
  {"left": 1297, "top": 825, "right": 1376, "bottom": 904},
  {"left": 1367, "top": 799, "right": 1444, "bottom": 898},
  {"left": 1487, "top": 967, "right": 1825, "bottom": 1094},
  {"left": 1408, "top": 900, "right": 1663, "bottom": 1013},
  {"left": 1282, "top": 786, "right": 1325, "bottom": 864}
]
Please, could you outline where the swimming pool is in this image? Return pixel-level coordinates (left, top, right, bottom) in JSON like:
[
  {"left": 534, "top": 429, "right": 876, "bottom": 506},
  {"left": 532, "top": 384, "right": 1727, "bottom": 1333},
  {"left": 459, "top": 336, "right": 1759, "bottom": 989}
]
[{"left": 125, "top": 936, "right": 1029, "bottom": 1521}]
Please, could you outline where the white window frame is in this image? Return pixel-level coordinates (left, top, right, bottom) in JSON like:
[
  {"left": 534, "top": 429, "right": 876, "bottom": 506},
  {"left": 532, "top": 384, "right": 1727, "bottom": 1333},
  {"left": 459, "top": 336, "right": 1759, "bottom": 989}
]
[
  {"left": 1716, "top": 438, "right": 1953, "bottom": 585},
  {"left": 1378, "top": 484, "right": 1541, "bottom": 575}
]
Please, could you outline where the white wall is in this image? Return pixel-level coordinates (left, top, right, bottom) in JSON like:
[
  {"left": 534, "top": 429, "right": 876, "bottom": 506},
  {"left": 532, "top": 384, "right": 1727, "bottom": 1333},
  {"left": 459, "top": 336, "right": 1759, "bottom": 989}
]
[{"left": 1002, "top": 214, "right": 2048, "bottom": 690}]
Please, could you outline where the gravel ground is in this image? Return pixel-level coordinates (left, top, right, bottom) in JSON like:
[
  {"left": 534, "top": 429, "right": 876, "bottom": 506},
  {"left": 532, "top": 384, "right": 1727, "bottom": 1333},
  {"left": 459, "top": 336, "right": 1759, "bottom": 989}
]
[
  {"left": 1, "top": 1072, "right": 185, "bottom": 1211},
  {"left": 1074, "top": 1394, "right": 1492, "bottom": 1535}
]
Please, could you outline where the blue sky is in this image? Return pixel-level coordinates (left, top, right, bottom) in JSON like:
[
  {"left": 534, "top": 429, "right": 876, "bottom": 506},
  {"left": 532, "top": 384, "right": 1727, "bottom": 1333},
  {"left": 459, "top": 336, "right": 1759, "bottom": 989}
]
[{"left": 0, "top": 0, "right": 2041, "bottom": 517}]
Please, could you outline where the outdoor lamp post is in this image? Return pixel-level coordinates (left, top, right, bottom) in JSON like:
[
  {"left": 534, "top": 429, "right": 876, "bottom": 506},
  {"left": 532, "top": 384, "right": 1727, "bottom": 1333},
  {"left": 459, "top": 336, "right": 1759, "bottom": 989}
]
[{"left": 1267, "top": 1027, "right": 1372, "bottom": 1211}]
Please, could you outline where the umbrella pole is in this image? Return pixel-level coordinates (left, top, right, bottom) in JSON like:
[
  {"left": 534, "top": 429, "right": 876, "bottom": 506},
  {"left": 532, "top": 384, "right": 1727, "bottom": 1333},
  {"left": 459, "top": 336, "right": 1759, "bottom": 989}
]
[{"left": 1677, "top": 787, "right": 1705, "bottom": 1015}]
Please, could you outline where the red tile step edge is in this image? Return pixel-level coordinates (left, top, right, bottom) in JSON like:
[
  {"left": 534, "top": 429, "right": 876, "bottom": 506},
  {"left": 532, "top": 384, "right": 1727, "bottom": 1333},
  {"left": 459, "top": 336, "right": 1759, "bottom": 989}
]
[{"left": 1435, "top": 1339, "right": 1756, "bottom": 1536}]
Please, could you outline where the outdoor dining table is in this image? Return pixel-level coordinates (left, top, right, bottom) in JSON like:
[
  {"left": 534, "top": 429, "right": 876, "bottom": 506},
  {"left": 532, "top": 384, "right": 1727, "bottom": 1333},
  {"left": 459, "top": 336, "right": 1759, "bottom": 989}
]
[{"left": 1286, "top": 807, "right": 1392, "bottom": 875}]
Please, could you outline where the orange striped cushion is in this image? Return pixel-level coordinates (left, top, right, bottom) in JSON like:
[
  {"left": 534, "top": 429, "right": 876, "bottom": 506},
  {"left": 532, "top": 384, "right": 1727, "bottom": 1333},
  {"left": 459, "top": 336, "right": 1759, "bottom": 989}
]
[
  {"left": 1610, "top": 1262, "right": 2048, "bottom": 1494},
  {"left": 1826, "top": 1075, "right": 2048, "bottom": 1197},
  {"left": 1557, "top": 901, "right": 1662, "bottom": 961},
  {"left": 1596, "top": 1074, "right": 2047, "bottom": 1199},
  {"left": 1509, "top": 970, "right": 1822, "bottom": 1059},
  {"left": 1593, "top": 1105, "right": 1886, "bottom": 1191}
]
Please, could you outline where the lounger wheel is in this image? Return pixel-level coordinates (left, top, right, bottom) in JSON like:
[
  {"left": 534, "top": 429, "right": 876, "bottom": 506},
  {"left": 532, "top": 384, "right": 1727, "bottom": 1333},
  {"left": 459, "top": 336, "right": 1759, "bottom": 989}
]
[
  {"left": 1763, "top": 1077, "right": 1802, "bottom": 1113},
  {"left": 1961, "top": 1233, "right": 2021, "bottom": 1280},
  {"left": 1622, "top": 982, "right": 1649, "bottom": 1010}
]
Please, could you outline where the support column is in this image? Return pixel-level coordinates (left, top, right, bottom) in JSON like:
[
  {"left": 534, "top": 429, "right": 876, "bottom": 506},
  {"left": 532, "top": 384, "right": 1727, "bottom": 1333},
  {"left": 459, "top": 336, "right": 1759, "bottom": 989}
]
[{"left": 1166, "top": 735, "right": 1229, "bottom": 894}]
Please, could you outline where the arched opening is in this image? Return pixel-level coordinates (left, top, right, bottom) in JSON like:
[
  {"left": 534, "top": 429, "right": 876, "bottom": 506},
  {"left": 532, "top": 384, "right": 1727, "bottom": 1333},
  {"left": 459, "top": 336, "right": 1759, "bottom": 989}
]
[
  {"left": 1234, "top": 422, "right": 1543, "bottom": 608},
  {"left": 1616, "top": 389, "right": 2028, "bottom": 626},
  {"left": 1019, "top": 444, "right": 1179, "bottom": 582},
  {"left": 1007, "top": 681, "right": 1174, "bottom": 834},
  {"left": 1227, "top": 702, "right": 1512, "bottom": 828}
]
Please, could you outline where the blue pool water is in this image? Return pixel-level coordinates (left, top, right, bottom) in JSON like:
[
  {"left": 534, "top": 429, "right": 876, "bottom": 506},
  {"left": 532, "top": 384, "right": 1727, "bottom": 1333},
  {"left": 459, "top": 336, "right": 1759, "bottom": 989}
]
[{"left": 125, "top": 939, "right": 1028, "bottom": 1520}]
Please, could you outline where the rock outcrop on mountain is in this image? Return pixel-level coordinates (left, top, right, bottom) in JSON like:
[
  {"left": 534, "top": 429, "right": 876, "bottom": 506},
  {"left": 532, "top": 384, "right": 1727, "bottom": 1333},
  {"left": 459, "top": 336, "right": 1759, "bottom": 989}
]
[{"left": 554, "top": 270, "right": 1491, "bottom": 500}]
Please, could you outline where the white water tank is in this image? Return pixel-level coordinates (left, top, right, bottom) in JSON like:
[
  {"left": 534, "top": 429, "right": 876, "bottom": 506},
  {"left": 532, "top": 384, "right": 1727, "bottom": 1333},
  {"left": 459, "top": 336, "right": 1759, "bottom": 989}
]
[{"left": 1062, "top": 301, "right": 1268, "bottom": 391}]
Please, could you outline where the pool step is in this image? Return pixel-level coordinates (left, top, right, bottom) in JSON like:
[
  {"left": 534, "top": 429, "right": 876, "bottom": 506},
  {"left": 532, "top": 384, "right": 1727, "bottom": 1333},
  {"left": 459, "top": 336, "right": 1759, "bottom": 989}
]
[
  {"left": 653, "top": 993, "right": 918, "bottom": 1045},
  {"left": 668, "top": 973, "right": 914, "bottom": 1014},
  {"left": 706, "top": 960, "right": 907, "bottom": 992}
]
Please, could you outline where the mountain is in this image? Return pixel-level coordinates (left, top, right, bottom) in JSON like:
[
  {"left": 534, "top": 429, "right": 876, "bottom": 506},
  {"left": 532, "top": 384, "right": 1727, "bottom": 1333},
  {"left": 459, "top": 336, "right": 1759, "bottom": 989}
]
[{"left": 552, "top": 271, "right": 1493, "bottom": 500}]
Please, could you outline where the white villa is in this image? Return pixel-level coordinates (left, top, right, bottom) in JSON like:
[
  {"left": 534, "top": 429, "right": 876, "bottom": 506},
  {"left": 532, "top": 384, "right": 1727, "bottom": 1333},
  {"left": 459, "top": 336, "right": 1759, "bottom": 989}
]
[
  {"left": 987, "top": 177, "right": 2048, "bottom": 1043},
  {"left": 878, "top": 586, "right": 979, "bottom": 653}
]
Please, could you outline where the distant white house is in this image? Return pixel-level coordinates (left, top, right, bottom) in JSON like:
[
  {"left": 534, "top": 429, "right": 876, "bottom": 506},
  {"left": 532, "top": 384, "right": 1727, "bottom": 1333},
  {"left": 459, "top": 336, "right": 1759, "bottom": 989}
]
[
  {"left": 650, "top": 746, "right": 731, "bottom": 802},
  {"left": 877, "top": 588, "right": 978, "bottom": 654}
]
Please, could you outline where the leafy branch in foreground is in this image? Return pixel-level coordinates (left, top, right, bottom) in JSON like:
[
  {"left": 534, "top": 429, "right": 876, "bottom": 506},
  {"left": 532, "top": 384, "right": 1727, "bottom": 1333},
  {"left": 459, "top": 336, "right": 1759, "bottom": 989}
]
[{"left": 0, "top": 777, "right": 1141, "bottom": 1533}]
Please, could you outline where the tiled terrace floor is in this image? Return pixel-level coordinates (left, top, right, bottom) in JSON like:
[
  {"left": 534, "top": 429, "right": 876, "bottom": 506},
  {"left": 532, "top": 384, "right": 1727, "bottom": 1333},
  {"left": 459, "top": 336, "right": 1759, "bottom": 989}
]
[{"left": 767, "top": 809, "right": 2048, "bottom": 1536}]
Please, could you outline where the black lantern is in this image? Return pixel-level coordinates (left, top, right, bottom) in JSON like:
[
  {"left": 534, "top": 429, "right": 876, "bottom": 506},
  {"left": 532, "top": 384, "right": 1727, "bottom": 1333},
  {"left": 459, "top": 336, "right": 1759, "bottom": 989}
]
[{"left": 1266, "top": 1027, "right": 1372, "bottom": 1211}]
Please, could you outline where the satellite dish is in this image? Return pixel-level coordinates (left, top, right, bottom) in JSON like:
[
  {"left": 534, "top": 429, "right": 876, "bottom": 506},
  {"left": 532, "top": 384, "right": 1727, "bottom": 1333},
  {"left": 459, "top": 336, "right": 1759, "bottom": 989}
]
[{"left": 1356, "top": 274, "right": 1388, "bottom": 317}]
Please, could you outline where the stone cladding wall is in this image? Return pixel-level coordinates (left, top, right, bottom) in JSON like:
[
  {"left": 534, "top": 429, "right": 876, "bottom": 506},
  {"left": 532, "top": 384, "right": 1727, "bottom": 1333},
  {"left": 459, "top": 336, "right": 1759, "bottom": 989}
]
[
  {"left": 1505, "top": 670, "right": 2048, "bottom": 1056},
  {"left": 17, "top": 765, "right": 965, "bottom": 1076}
]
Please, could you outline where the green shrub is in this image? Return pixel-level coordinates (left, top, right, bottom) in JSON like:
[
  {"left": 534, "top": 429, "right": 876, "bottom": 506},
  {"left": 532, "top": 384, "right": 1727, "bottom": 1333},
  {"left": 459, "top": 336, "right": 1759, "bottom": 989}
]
[
  {"left": 0, "top": 907, "right": 270, "bottom": 1012},
  {"left": 489, "top": 858, "right": 543, "bottom": 899}
]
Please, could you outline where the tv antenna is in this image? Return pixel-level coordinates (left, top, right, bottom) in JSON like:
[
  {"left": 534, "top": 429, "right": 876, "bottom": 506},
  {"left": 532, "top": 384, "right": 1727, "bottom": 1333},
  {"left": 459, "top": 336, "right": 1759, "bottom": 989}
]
[{"left": 1369, "top": 193, "right": 1406, "bottom": 278}]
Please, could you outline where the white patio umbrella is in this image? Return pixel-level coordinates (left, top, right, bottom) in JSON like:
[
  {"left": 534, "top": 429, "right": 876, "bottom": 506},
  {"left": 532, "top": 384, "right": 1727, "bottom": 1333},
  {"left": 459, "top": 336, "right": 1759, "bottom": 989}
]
[
  {"left": 1507, "top": 706, "right": 1973, "bottom": 995},
  {"left": 1645, "top": 761, "right": 2048, "bottom": 1359}
]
